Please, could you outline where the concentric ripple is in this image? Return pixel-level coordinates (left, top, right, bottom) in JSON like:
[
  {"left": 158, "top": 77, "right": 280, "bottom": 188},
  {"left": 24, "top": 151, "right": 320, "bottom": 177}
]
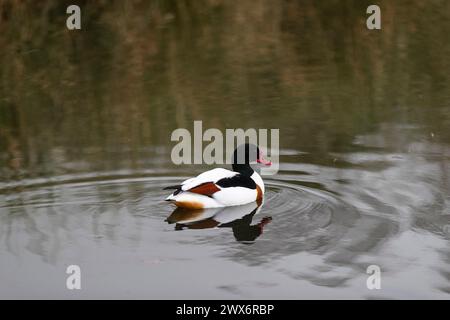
[
  {"left": 1, "top": 158, "right": 449, "bottom": 299},
  {"left": 0, "top": 171, "right": 360, "bottom": 258},
  {"left": 204, "top": 178, "right": 363, "bottom": 258}
]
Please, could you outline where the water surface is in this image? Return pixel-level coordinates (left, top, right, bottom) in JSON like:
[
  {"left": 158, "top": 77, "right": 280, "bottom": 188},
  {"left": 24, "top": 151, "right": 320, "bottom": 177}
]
[{"left": 0, "top": 1, "right": 449, "bottom": 299}]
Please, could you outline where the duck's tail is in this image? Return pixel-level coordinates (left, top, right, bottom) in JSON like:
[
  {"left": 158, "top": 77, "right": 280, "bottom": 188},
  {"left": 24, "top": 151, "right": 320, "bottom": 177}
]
[
  {"left": 164, "top": 185, "right": 183, "bottom": 202},
  {"left": 163, "top": 185, "right": 181, "bottom": 190}
]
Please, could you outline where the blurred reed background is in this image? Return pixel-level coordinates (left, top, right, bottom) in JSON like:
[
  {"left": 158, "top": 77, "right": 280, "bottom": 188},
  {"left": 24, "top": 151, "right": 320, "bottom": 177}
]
[{"left": 0, "top": 0, "right": 449, "bottom": 181}]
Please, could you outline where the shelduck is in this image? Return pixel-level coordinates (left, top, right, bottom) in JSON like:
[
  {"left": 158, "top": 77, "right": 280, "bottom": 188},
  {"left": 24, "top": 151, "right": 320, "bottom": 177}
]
[{"left": 164, "top": 144, "right": 272, "bottom": 208}]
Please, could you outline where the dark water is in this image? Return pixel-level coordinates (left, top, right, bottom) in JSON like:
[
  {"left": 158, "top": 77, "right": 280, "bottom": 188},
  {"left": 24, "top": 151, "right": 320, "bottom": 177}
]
[{"left": 0, "top": 1, "right": 449, "bottom": 299}]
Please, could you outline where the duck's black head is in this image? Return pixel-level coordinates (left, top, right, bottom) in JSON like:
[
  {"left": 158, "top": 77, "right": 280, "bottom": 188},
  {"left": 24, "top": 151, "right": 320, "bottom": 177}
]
[{"left": 232, "top": 143, "right": 271, "bottom": 176}]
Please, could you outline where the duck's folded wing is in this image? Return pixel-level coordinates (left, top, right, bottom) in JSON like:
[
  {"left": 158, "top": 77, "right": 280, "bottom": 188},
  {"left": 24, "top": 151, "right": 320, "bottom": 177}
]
[
  {"left": 211, "top": 174, "right": 259, "bottom": 206},
  {"left": 188, "top": 182, "right": 221, "bottom": 197}
]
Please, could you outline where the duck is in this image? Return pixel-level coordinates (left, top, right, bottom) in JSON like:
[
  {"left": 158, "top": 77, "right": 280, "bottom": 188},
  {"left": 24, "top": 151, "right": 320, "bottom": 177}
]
[{"left": 164, "top": 143, "right": 272, "bottom": 209}]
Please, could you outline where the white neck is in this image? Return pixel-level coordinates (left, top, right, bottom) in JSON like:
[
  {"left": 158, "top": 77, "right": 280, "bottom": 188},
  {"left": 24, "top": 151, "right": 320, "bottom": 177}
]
[{"left": 251, "top": 171, "right": 265, "bottom": 193}]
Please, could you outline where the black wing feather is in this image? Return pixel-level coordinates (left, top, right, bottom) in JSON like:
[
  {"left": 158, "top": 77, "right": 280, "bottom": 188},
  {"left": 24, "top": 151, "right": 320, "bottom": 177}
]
[{"left": 216, "top": 174, "right": 256, "bottom": 189}]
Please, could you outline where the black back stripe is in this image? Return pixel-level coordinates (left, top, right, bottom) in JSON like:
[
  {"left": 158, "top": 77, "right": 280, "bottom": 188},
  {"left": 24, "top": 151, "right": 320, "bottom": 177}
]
[{"left": 216, "top": 174, "right": 256, "bottom": 189}]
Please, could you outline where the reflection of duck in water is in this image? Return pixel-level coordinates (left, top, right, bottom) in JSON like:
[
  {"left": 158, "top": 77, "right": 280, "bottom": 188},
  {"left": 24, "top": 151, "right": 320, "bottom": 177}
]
[
  {"left": 164, "top": 144, "right": 271, "bottom": 209},
  {"left": 165, "top": 202, "right": 272, "bottom": 243}
]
